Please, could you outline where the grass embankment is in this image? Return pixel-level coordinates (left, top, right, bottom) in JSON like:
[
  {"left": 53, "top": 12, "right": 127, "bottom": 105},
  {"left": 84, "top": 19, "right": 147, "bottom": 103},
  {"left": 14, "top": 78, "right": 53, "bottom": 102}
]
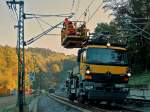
[{"left": 129, "top": 71, "right": 150, "bottom": 87}]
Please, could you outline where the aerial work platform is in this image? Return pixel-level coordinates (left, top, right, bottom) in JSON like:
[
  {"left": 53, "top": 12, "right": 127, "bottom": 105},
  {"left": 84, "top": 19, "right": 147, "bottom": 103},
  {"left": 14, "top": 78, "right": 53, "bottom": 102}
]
[{"left": 61, "top": 19, "right": 89, "bottom": 48}]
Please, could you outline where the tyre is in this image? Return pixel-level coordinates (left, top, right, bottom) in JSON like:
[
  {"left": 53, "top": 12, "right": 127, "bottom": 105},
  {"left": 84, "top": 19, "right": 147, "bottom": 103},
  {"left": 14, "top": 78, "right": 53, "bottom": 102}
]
[
  {"left": 68, "top": 94, "right": 75, "bottom": 102},
  {"left": 77, "top": 95, "right": 85, "bottom": 104}
]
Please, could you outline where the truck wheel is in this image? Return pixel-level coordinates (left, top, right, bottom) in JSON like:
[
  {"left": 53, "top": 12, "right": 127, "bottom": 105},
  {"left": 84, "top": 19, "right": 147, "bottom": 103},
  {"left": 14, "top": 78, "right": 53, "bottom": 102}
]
[
  {"left": 69, "top": 94, "right": 75, "bottom": 102},
  {"left": 77, "top": 95, "right": 85, "bottom": 104}
]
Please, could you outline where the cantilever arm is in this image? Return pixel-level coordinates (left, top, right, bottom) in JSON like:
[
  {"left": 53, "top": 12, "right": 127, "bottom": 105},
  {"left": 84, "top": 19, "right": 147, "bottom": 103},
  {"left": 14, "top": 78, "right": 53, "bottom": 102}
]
[{"left": 24, "top": 15, "right": 74, "bottom": 46}]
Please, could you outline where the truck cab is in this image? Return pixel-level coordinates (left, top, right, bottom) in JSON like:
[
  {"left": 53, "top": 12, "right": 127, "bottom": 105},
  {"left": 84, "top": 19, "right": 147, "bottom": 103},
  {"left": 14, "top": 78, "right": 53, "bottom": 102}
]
[{"left": 76, "top": 44, "right": 130, "bottom": 102}]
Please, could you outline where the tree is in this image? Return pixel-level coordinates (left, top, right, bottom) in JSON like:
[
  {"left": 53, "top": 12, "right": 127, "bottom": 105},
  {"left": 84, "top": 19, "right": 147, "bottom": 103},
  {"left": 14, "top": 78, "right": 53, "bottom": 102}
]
[
  {"left": 102, "top": 0, "right": 150, "bottom": 72},
  {"left": 94, "top": 22, "right": 117, "bottom": 37}
]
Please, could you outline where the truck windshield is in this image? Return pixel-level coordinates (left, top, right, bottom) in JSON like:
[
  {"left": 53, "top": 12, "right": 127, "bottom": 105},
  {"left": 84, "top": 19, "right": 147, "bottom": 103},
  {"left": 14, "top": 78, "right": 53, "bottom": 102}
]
[{"left": 87, "top": 48, "right": 128, "bottom": 65}]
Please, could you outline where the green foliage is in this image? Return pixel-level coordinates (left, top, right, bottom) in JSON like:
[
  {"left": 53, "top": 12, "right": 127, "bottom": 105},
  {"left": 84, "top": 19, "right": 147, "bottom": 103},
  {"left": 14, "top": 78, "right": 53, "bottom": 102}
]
[
  {"left": 129, "top": 72, "right": 150, "bottom": 86},
  {"left": 101, "top": 0, "right": 150, "bottom": 72},
  {"left": 94, "top": 22, "right": 117, "bottom": 37}
]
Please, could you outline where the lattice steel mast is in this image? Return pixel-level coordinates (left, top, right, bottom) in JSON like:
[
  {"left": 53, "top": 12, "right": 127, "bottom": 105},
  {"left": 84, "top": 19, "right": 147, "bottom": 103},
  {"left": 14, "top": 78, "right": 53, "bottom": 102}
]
[{"left": 6, "top": 1, "right": 25, "bottom": 112}]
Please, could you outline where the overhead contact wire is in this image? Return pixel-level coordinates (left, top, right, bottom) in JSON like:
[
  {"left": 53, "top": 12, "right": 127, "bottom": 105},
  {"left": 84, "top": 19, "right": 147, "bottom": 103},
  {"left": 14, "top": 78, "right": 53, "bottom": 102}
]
[
  {"left": 34, "top": 15, "right": 45, "bottom": 32},
  {"left": 87, "top": 1, "right": 103, "bottom": 23},
  {"left": 78, "top": 0, "right": 95, "bottom": 20},
  {"left": 71, "top": 0, "right": 75, "bottom": 13}
]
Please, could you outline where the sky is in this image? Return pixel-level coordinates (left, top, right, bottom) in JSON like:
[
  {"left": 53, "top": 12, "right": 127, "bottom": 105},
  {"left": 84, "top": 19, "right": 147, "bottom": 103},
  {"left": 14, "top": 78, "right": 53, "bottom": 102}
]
[{"left": 0, "top": 0, "right": 112, "bottom": 55}]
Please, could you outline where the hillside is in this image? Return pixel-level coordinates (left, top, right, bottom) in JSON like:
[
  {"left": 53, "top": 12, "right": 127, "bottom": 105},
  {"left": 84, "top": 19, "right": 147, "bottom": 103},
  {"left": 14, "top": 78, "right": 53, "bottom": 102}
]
[{"left": 0, "top": 45, "right": 77, "bottom": 95}]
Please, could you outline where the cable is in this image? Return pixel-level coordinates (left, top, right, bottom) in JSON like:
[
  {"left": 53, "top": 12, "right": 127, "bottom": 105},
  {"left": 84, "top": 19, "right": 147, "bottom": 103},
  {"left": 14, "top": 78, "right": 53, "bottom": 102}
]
[
  {"left": 72, "top": 0, "right": 80, "bottom": 20},
  {"left": 25, "top": 22, "right": 62, "bottom": 45},
  {"left": 38, "top": 18, "right": 53, "bottom": 27},
  {"left": 87, "top": 1, "right": 103, "bottom": 23},
  {"left": 9, "top": 6, "right": 18, "bottom": 22},
  {"left": 75, "top": 0, "right": 80, "bottom": 18},
  {"left": 71, "top": 0, "right": 75, "bottom": 13},
  {"left": 46, "top": 34, "right": 60, "bottom": 36},
  {"left": 13, "top": 6, "right": 19, "bottom": 20},
  {"left": 78, "top": 0, "right": 95, "bottom": 21},
  {"left": 37, "top": 18, "right": 62, "bottom": 28},
  {"left": 126, "top": 16, "right": 150, "bottom": 20},
  {"left": 88, "top": 8, "right": 91, "bottom": 22},
  {"left": 131, "top": 29, "right": 150, "bottom": 40},
  {"left": 120, "top": 19, "right": 150, "bottom": 40},
  {"left": 25, "top": 13, "right": 74, "bottom": 16},
  {"left": 123, "top": 20, "right": 150, "bottom": 39},
  {"left": 25, "top": 13, "right": 74, "bottom": 19},
  {"left": 8, "top": 9, "right": 17, "bottom": 26},
  {"left": 34, "top": 15, "right": 45, "bottom": 32},
  {"left": 9, "top": 3, "right": 19, "bottom": 21}
]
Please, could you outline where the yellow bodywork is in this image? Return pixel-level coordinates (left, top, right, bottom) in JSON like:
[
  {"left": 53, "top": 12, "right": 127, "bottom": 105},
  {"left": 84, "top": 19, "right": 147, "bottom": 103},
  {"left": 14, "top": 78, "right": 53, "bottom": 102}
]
[
  {"left": 79, "top": 45, "right": 128, "bottom": 77},
  {"left": 84, "top": 45, "right": 126, "bottom": 51},
  {"left": 80, "top": 63, "right": 128, "bottom": 76}
]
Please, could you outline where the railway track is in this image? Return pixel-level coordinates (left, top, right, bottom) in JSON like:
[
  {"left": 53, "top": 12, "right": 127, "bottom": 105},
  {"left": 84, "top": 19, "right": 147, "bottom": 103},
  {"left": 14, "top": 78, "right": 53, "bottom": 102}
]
[
  {"left": 48, "top": 93, "right": 143, "bottom": 112},
  {"left": 126, "top": 97, "right": 150, "bottom": 104}
]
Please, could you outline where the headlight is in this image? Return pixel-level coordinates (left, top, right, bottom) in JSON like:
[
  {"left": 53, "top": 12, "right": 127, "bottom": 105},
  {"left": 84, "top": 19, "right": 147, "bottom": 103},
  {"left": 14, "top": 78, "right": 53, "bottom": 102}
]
[
  {"left": 85, "top": 85, "right": 93, "bottom": 90},
  {"left": 127, "top": 72, "right": 131, "bottom": 77},
  {"left": 86, "top": 70, "right": 90, "bottom": 74},
  {"left": 107, "top": 42, "right": 111, "bottom": 47}
]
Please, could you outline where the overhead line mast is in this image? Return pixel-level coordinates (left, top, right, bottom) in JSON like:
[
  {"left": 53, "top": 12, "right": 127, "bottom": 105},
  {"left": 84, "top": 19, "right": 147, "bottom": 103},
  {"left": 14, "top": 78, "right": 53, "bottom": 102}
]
[{"left": 6, "top": 0, "right": 25, "bottom": 112}]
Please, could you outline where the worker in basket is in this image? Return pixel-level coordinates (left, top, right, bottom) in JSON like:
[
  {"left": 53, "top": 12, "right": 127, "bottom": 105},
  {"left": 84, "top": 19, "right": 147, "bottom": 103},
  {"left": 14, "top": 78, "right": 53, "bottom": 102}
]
[
  {"left": 77, "top": 23, "right": 88, "bottom": 36},
  {"left": 63, "top": 18, "right": 76, "bottom": 36}
]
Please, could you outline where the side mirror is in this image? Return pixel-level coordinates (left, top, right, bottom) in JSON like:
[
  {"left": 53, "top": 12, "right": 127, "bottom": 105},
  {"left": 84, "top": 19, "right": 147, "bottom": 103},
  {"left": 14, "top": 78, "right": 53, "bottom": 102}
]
[
  {"left": 77, "top": 49, "right": 81, "bottom": 62},
  {"left": 77, "top": 55, "right": 80, "bottom": 62}
]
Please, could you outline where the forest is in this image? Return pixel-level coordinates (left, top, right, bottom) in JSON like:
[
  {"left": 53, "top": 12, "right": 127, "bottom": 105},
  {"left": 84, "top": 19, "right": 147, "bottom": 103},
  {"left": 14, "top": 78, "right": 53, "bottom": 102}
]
[
  {"left": 0, "top": 45, "right": 76, "bottom": 95},
  {"left": 95, "top": 0, "right": 150, "bottom": 72}
]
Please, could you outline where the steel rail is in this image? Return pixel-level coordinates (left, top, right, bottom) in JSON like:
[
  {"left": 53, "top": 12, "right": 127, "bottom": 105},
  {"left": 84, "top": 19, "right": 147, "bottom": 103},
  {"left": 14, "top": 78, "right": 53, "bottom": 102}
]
[{"left": 48, "top": 93, "right": 143, "bottom": 112}]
